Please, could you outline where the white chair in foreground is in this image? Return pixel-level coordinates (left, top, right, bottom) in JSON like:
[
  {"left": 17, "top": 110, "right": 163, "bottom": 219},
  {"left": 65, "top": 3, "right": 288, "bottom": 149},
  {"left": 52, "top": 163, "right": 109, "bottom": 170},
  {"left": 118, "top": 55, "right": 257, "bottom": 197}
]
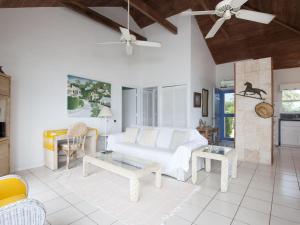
[{"left": 0, "top": 175, "right": 46, "bottom": 225}]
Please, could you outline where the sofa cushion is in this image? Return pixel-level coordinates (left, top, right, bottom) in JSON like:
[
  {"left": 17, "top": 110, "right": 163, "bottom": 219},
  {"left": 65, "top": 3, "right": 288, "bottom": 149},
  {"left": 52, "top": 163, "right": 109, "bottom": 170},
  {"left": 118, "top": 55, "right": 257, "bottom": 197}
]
[
  {"left": 156, "top": 128, "right": 174, "bottom": 149},
  {"left": 137, "top": 128, "right": 159, "bottom": 147},
  {"left": 170, "top": 130, "right": 189, "bottom": 150},
  {"left": 113, "top": 143, "right": 173, "bottom": 170},
  {"left": 124, "top": 127, "right": 139, "bottom": 144}
]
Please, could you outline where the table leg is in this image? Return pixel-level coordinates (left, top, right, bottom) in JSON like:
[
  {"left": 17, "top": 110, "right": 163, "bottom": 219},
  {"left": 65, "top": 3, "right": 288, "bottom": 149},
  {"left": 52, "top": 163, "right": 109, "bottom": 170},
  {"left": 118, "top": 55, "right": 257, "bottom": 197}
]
[
  {"left": 221, "top": 159, "right": 229, "bottom": 192},
  {"left": 155, "top": 169, "right": 162, "bottom": 188},
  {"left": 192, "top": 154, "right": 197, "bottom": 184},
  {"left": 83, "top": 160, "right": 88, "bottom": 177},
  {"left": 205, "top": 158, "right": 211, "bottom": 172},
  {"left": 130, "top": 178, "right": 140, "bottom": 202},
  {"left": 232, "top": 154, "right": 238, "bottom": 178}
]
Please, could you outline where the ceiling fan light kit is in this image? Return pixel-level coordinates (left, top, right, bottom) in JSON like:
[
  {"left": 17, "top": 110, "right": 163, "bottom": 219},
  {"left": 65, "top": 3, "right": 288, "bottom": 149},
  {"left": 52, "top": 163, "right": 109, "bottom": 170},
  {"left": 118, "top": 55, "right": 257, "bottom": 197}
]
[
  {"left": 97, "top": 0, "right": 162, "bottom": 56},
  {"left": 182, "top": 0, "right": 275, "bottom": 39}
]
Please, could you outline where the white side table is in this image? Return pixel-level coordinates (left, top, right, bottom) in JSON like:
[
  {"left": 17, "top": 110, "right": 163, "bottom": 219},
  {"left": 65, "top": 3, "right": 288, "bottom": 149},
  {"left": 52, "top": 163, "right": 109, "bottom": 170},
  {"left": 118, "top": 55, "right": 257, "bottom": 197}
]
[{"left": 192, "top": 145, "right": 237, "bottom": 192}]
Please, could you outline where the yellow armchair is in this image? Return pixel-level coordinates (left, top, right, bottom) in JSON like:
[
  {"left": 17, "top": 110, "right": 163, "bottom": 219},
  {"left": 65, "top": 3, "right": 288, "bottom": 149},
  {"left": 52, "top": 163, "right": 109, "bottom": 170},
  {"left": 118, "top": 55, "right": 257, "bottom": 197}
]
[
  {"left": 0, "top": 175, "right": 46, "bottom": 225},
  {"left": 0, "top": 175, "right": 28, "bottom": 207}
]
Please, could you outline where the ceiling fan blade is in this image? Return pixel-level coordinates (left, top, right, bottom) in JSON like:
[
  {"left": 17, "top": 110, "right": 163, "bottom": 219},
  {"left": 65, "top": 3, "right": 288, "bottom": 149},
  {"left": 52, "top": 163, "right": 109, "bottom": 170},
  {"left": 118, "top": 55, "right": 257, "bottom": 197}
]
[
  {"left": 119, "top": 27, "right": 131, "bottom": 40},
  {"left": 205, "top": 18, "right": 226, "bottom": 39},
  {"left": 126, "top": 43, "right": 133, "bottom": 55},
  {"left": 235, "top": 9, "right": 275, "bottom": 24},
  {"left": 230, "top": 0, "right": 249, "bottom": 9},
  {"left": 96, "top": 42, "right": 123, "bottom": 45},
  {"left": 181, "top": 10, "right": 216, "bottom": 16},
  {"left": 134, "top": 40, "right": 162, "bottom": 48}
]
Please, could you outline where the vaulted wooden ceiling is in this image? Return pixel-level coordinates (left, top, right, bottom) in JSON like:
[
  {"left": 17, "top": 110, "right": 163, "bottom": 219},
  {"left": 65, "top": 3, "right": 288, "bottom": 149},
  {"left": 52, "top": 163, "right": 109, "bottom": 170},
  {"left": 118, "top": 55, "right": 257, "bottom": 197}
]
[{"left": 1, "top": 0, "right": 299, "bottom": 69}]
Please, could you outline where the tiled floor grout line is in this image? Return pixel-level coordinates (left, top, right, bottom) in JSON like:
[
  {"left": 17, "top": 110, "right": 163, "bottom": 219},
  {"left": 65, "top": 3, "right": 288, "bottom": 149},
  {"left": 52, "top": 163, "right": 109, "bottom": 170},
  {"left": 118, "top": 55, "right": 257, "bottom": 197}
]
[
  {"left": 291, "top": 150, "right": 300, "bottom": 190},
  {"left": 268, "top": 148, "right": 279, "bottom": 225},
  {"left": 190, "top": 160, "right": 247, "bottom": 225},
  {"left": 27, "top": 169, "right": 104, "bottom": 225},
  {"left": 229, "top": 163, "right": 259, "bottom": 225}
]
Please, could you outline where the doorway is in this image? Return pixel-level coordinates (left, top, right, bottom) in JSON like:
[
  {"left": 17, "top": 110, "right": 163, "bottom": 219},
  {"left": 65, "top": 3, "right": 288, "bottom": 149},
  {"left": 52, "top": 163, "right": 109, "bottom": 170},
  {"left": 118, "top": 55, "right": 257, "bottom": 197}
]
[
  {"left": 142, "top": 87, "right": 158, "bottom": 126},
  {"left": 122, "top": 87, "right": 138, "bottom": 131},
  {"left": 215, "top": 88, "right": 235, "bottom": 144}
]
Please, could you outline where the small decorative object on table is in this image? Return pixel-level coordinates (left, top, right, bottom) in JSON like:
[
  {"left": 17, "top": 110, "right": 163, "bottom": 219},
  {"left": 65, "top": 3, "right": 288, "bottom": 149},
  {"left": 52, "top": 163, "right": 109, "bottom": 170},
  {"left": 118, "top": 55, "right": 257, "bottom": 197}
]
[{"left": 192, "top": 145, "right": 237, "bottom": 192}]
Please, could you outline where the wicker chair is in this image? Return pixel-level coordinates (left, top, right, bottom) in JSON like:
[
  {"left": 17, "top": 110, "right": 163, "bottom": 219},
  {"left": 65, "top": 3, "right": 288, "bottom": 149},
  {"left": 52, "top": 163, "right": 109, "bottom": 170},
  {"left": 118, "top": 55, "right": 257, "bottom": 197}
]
[
  {"left": 0, "top": 175, "right": 46, "bottom": 225},
  {"left": 59, "top": 122, "right": 88, "bottom": 169}
]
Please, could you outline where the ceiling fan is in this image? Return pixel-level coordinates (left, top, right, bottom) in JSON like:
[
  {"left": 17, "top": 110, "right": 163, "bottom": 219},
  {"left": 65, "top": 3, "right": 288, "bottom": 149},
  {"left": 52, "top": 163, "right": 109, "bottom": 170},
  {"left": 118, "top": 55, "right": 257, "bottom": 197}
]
[
  {"left": 97, "top": 0, "right": 161, "bottom": 55},
  {"left": 182, "top": 0, "right": 275, "bottom": 39}
]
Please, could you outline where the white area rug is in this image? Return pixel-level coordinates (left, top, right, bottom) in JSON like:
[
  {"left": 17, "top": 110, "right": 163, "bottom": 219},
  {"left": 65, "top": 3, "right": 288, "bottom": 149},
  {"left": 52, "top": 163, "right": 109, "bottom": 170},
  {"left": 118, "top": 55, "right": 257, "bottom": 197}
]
[{"left": 57, "top": 166, "right": 198, "bottom": 225}]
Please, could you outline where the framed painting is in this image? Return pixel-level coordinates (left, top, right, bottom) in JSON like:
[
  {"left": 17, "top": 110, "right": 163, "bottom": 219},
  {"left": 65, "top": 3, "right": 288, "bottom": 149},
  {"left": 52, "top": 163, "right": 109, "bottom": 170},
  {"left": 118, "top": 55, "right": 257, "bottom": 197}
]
[
  {"left": 202, "top": 89, "right": 209, "bottom": 117},
  {"left": 67, "top": 75, "right": 111, "bottom": 117},
  {"left": 193, "top": 92, "right": 201, "bottom": 108}
]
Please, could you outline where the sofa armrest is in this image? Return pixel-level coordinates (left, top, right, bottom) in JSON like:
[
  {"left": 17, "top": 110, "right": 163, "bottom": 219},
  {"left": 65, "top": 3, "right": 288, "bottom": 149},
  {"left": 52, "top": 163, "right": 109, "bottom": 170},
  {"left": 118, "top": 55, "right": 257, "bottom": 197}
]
[
  {"left": 0, "top": 199, "right": 46, "bottom": 225},
  {"left": 170, "top": 139, "right": 208, "bottom": 172},
  {"left": 0, "top": 175, "right": 28, "bottom": 201},
  {"left": 107, "top": 133, "right": 125, "bottom": 150}
]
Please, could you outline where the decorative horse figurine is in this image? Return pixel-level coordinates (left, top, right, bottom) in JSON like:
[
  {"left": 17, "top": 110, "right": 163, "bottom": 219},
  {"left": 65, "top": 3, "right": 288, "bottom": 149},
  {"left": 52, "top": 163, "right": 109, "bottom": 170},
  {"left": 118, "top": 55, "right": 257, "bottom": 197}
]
[{"left": 240, "top": 82, "right": 267, "bottom": 100}]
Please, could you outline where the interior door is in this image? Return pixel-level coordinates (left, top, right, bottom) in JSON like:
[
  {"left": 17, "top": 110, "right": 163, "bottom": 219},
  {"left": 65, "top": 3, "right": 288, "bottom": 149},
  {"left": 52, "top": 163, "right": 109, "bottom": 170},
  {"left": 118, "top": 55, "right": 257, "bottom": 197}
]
[
  {"left": 214, "top": 88, "right": 222, "bottom": 128},
  {"left": 220, "top": 90, "right": 235, "bottom": 141},
  {"left": 122, "top": 88, "right": 137, "bottom": 131}
]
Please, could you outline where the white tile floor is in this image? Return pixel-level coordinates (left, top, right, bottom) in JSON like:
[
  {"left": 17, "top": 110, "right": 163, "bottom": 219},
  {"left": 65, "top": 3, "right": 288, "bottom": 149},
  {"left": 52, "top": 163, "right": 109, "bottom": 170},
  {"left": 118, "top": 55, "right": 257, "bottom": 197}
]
[{"left": 16, "top": 147, "right": 300, "bottom": 225}]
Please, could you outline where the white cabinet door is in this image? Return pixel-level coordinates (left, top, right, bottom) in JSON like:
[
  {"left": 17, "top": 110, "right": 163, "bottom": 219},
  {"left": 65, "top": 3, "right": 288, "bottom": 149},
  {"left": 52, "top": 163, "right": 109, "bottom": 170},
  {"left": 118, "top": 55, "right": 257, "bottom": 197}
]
[
  {"left": 281, "top": 121, "right": 300, "bottom": 146},
  {"left": 160, "top": 85, "right": 187, "bottom": 128}
]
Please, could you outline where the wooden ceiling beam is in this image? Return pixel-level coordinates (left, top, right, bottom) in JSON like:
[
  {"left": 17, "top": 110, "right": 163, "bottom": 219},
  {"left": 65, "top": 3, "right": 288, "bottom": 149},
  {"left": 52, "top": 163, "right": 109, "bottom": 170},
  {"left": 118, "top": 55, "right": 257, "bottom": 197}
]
[
  {"left": 244, "top": 5, "right": 300, "bottom": 36},
  {"left": 123, "top": 0, "right": 178, "bottom": 34},
  {"left": 197, "top": 0, "right": 229, "bottom": 39},
  {"left": 61, "top": 0, "right": 147, "bottom": 40}
]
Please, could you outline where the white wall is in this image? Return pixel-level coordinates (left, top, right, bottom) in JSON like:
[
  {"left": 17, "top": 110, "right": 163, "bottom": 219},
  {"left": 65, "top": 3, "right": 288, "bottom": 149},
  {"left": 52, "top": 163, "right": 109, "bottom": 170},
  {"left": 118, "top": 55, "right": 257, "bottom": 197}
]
[
  {"left": 216, "top": 62, "right": 234, "bottom": 88},
  {"left": 273, "top": 67, "right": 300, "bottom": 145},
  {"left": 0, "top": 7, "right": 217, "bottom": 170},
  {"left": 0, "top": 7, "right": 141, "bottom": 171},
  {"left": 131, "top": 14, "right": 192, "bottom": 87},
  {"left": 190, "top": 17, "right": 216, "bottom": 127},
  {"left": 132, "top": 13, "right": 216, "bottom": 128}
]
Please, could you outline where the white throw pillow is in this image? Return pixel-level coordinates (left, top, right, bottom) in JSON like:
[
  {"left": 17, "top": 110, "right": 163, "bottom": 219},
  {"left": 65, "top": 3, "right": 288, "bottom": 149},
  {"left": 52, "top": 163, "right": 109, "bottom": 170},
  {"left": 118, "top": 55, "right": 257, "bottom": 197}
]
[
  {"left": 138, "top": 128, "right": 159, "bottom": 147},
  {"left": 124, "top": 127, "right": 139, "bottom": 143},
  {"left": 170, "top": 130, "right": 189, "bottom": 150},
  {"left": 156, "top": 128, "right": 174, "bottom": 149}
]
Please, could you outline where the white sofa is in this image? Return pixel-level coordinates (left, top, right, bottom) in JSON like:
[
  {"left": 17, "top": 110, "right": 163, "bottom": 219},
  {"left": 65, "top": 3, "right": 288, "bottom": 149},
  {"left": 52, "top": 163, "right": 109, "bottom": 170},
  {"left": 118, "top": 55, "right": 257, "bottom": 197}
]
[{"left": 107, "top": 126, "right": 208, "bottom": 181}]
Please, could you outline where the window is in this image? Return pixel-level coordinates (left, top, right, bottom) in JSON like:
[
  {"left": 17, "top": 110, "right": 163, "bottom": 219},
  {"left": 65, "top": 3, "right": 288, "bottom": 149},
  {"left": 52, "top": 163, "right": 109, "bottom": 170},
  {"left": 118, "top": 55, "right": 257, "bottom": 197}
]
[{"left": 282, "top": 90, "right": 300, "bottom": 113}]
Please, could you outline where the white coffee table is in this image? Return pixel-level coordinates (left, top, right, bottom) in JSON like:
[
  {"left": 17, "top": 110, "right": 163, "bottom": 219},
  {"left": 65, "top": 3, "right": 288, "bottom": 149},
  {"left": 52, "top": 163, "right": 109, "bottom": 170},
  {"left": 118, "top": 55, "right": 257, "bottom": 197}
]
[
  {"left": 192, "top": 145, "right": 237, "bottom": 192},
  {"left": 83, "top": 151, "right": 162, "bottom": 202}
]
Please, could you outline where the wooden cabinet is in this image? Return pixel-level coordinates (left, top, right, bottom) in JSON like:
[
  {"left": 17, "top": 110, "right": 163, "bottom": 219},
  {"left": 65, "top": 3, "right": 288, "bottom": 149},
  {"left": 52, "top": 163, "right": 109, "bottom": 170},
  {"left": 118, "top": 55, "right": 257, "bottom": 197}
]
[
  {"left": 0, "top": 139, "right": 9, "bottom": 176},
  {"left": 0, "top": 75, "right": 10, "bottom": 96},
  {"left": 0, "top": 73, "right": 10, "bottom": 175}
]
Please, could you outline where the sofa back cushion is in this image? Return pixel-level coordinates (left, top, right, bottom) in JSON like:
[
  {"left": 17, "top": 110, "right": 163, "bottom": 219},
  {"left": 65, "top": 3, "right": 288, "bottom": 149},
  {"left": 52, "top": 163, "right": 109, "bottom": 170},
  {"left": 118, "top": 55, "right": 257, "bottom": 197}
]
[
  {"left": 124, "top": 127, "right": 139, "bottom": 143},
  {"left": 137, "top": 128, "right": 159, "bottom": 147},
  {"left": 156, "top": 128, "right": 174, "bottom": 149},
  {"left": 169, "top": 130, "right": 189, "bottom": 150}
]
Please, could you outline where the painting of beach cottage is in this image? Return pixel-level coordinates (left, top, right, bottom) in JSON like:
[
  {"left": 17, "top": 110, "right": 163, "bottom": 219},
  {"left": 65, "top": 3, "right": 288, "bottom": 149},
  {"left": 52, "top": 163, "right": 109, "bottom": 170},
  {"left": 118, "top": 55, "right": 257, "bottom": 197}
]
[{"left": 67, "top": 75, "right": 111, "bottom": 117}]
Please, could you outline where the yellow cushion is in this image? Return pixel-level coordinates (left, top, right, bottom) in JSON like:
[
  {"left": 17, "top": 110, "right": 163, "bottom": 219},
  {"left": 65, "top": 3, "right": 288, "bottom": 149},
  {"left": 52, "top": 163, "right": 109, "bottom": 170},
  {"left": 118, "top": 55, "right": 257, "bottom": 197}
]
[
  {"left": 0, "top": 177, "right": 27, "bottom": 200},
  {"left": 0, "top": 194, "right": 26, "bottom": 207}
]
